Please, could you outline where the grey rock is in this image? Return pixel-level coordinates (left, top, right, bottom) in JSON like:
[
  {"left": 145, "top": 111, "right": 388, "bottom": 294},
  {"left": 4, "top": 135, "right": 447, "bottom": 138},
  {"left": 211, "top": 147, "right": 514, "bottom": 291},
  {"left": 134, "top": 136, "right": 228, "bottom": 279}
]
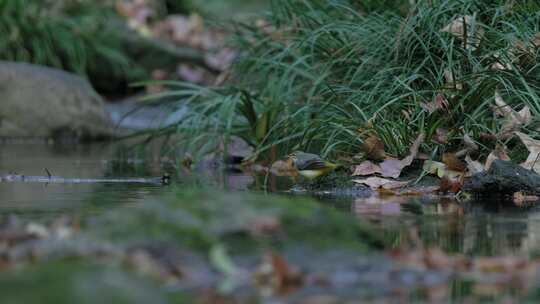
[
  {"left": 0, "top": 61, "right": 113, "bottom": 138},
  {"left": 464, "top": 160, "right": 540, "bottom": 196}
]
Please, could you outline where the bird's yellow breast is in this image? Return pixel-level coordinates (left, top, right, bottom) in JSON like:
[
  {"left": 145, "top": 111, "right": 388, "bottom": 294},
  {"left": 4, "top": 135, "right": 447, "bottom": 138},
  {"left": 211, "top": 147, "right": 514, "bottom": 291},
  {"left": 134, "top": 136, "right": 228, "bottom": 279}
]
[{"left": 298, "top": 167, "right": 336, "bottom": 179}]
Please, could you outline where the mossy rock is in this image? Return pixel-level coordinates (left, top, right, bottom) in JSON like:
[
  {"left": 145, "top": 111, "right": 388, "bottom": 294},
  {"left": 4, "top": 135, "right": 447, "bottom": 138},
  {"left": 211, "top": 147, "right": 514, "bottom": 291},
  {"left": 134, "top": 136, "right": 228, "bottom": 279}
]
[{"left": 0, "top": 62, "right": 113, "bottom": 139}]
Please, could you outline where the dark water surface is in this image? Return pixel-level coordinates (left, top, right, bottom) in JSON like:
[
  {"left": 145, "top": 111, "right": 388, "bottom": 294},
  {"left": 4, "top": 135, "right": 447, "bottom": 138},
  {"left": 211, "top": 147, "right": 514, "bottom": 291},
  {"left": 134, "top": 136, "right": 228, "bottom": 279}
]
[
  {"left": 3, "top": 142, "right": 540, "bottom": 256},
  {"left": 0, "top": 143, "right": 168, "bottom": 218},
  {"left": 2, "top": 143, "right": 540, "bottom": 302}
]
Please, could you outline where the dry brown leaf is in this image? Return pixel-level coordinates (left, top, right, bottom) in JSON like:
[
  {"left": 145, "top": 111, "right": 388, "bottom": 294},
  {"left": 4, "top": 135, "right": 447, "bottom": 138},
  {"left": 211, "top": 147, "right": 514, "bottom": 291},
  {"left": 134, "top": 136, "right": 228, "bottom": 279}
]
[
  {"left": 116, "top": 0, "right": 154, "bottom": 37},
  {"left": 533, "top": 32, "right": 540, "bottom": 48},
  {"left": 352, "top": 160, "right": 381, "bottom": 176},
  {"left": 352, "top": 177, "right": 408, "bottom": 190},
  {"left": 465, "top": 155, "right": 484, "bottom": 175},
  {"left": 485, "top": 145, "right": 511, "bottom": 170},
  {"left": 443, "top": 69, "right": 463, "bottom": 90},
  {"left": 380, "top": 133, "right": 425, "bottom": 178},
  {"left": 473, "top": 256, "right": 528, "bottom": 273},
  {"left": 441, "top": 15, "right": 484, "bottom": 50},
  {"left": 146, "top": 69, "right": 169, "bottom": 93},
  {"left": 515, "top": 32, "right": 540, "bottom": 54},
  {"left": 255, "top": 252, "right": 303, "bottom": 295},
  {"left": 494, "top": 92, "right": 531, "bottom": 138},
  {"left": 513, "top": 192, "right": 539, "bottom": 206},
  {"left": 516, "top": 132, "right": 540, "bottom": 173},
  {"left": 442, "top": 153, "right": 467, "bottom": 171},
  {"left": 421, "top": 94, "right": 449, "bottom": 114},
  {"left": 402, "top": 133, "right": 425, "bottom": 167},
  {"left": 380, "top": 159, "right": 403, "bottom": 179},
  {"left": 463, "top": 133, "right": 479, "bottom": 152},
  {"left": 490, "top": 51, "right": 513, "bottom": 71},
  {"left": 362, "top": 134, "right": 386, "bottom": 161},
  {"left": 439, "top": 176, "right": 463, "bottom": 193},
  {"left": 432, "top": 128, "right": 449, "bottom": 145},
  {"left": 269, "top": 253, "right": 303, "bottom": 292}
]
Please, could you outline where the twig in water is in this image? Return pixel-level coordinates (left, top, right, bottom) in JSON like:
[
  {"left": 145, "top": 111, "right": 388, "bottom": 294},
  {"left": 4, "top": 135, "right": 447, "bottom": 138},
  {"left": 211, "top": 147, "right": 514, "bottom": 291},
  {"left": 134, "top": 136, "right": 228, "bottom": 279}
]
[{"left": 44, "top": 168, "right": 52, "bottom": 179}]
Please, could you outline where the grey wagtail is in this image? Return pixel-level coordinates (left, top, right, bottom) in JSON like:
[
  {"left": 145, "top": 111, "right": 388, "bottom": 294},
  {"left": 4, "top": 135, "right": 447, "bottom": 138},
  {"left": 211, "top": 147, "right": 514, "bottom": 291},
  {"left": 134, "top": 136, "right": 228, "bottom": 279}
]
[{"left": 288, "top": 151, "right": 339, "bottom": 180}]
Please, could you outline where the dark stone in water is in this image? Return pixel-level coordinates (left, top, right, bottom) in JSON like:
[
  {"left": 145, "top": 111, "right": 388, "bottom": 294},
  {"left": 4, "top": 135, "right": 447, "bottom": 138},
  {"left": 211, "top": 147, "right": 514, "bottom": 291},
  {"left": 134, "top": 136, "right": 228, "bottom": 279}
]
[{"left": 464, "top": 160, "right": 540, "bottom": 196}]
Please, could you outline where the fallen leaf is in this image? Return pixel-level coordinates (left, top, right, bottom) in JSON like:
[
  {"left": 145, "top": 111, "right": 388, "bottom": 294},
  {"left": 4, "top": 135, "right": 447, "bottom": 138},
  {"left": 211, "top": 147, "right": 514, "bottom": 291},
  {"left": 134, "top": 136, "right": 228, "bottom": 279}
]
[
  {"left": 423, "top": 160, "right": 463, "bottom": 180},
  {"left": 353, "top": 177, "right": 408, "bottom": 190},
  {"left": 380, "top": 159, "right": 403, "bottom": 178},
  {"left": 146, "top": 69, "right": 169, "bottom": 93},
  {"left": 424, "top": 248, "right": 455, "bottom": 270},
  {"left": 479, "top": 132, "right": 497, "bottom": 141},
  {"left": 443, "top": 69, "right": 463, "bottom": 90},
  {"left": 485, "top": 145, "right": 511, "bottom": 170},
  {"left": 515, "top": 32, "right": 540, "bottom": 54},
  {"left": 490, "top": 51, "right": 513, "bottom": 71},
  {"left": 423, "top": 161, "right": 447, "bottom": 178},
  {"left": 473, "top": 256, "right": 528, "bottom": 273},
  {"left": 513, "top": 192, "right": 539, "bottom": 206},
  {"left": 465, "top": 155, "right": 484, "bottom": 175},
  {"left": 463, "top": 133, "right": 479, "bottom": 152},
  {"left": 494, "top": 92, "right": 531, "bottom": 138},
  {"left": 362, "top": 134, "right": 386, "bottom": 161},
  {"left": 380, "top": 133, "right": 425, "bottom": 178},
  {"left": 255, "top": 253, "right": 303, "bottom": 295},
  {"left": 352, "top": 160, "right": 381, "bottom": 176},
  {"left": 439, "top": 176, "right": 463, "bottom": 193},
  {"left": 432, "top": 128, "right": 449, "bottom": 145},
  {"left": 442, "top": 153, "right": 467, "bottom": 171},
  {"left": 401, "top": 133, "right": 425, "bottom": 168},
  {"left": 516, "top": 132, "right": 540, "bottom": 173},
  {"left": 177, "top": 64, "right": 206, "bottom": 83},
  {"left": 441, "top": 15, "right": 484, "bottom": 50},
  {"left": 421, "top": 95, "right": 449, "bottom": 114}
]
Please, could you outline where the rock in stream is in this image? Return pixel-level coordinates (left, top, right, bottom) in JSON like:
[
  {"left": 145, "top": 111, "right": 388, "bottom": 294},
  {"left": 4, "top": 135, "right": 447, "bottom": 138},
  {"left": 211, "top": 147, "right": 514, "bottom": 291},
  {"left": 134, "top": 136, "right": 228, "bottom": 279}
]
[
  {"left": 0, "top": 61, "right": 113, "bottom": 139},
  {"left": 464, "top": 160, "right": 540, "bottom": 196}
]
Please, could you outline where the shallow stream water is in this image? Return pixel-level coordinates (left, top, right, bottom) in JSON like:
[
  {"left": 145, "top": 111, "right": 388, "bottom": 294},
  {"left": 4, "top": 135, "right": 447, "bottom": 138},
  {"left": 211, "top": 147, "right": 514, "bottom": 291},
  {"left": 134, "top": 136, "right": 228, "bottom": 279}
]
[{"left": 2, "top": 142, "right": 540, "bottom": 302}]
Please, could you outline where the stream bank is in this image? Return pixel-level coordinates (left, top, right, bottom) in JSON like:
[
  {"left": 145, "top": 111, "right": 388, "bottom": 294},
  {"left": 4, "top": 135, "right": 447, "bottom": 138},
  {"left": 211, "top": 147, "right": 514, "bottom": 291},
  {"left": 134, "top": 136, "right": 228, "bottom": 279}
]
[{"left": 2, "top": 142, "right": 540, "bottom": 302}]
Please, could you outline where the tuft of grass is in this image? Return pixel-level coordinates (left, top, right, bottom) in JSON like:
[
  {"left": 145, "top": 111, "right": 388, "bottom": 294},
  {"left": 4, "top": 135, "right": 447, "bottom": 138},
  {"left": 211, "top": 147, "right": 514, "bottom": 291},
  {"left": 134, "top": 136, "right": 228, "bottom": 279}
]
[
  {"left": 0, "top": 0, "right": 139, "bottom": 81},
  {"left": 150, "top": 0, "right": 540, "bottom": 162}
]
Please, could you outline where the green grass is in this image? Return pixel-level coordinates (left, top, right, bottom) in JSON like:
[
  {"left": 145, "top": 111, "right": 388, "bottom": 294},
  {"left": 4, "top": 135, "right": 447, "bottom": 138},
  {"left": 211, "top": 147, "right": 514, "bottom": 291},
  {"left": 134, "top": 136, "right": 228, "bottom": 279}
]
[
  {"left": 0, "top": 0, "right": 141, "bottom": 86},
  {"left": 148, "top": 0, "right": 540, "bottom": 162}
]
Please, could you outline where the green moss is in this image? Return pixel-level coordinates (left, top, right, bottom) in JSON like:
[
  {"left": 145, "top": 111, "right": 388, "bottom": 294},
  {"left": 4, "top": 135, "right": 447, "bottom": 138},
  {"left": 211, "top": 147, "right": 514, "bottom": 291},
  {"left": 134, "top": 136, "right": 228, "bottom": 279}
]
[
  {"left": 91, "top": 187, "right": 382, "bottom": 252},
  {"left": 0, "top": 260, "right": 188, "bottom": 304}
]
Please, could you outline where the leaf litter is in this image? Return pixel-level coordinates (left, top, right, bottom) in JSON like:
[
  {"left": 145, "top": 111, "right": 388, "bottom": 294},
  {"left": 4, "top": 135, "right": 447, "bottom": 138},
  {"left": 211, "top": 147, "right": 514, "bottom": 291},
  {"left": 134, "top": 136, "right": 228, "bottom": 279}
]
[
  {"left": 353, "top": 132, "right": 426, "bottom": 180},
  {"left": 516, "top": 132, "right": 540, "bottom": 174}
]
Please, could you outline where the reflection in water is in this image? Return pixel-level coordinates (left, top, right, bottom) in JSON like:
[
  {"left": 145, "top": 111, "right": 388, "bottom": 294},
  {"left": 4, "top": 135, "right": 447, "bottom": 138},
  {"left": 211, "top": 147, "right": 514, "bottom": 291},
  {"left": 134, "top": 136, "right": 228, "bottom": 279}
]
[
  {"left": 4, "top": 143, "right": 540, "bottom": 301},
  {"left": 3, "top": 142, "right": 540, "bottom": 259},
  {"left": 352, "top": 192, "right": 540, "bottom": 257},
  {"left": 0, "top": 143, "right": 167, "bottom": 218}
]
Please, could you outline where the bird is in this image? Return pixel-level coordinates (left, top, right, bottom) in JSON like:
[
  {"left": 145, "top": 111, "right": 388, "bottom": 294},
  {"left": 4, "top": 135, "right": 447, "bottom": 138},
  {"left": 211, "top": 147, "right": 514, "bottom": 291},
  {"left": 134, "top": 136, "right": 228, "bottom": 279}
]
[{"left": 288, "top": 151, "right": 339, "bottom": 180}]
